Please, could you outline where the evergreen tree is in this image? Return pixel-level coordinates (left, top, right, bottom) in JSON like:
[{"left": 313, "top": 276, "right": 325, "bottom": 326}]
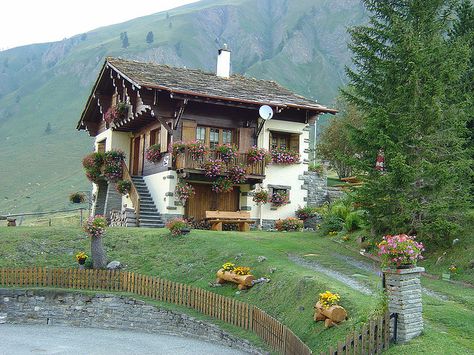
[
  {"left": 146, "top": 31, "right": 154, "bottom": 44},
  {"left": 121, "top": 32, "right": 129, "bottom": 48},
  {"left": 44, "top": 122, "right": 52, "bottom": 134},
  {"left": 343, "top": 0, "right": 472, "bottom": 246}
]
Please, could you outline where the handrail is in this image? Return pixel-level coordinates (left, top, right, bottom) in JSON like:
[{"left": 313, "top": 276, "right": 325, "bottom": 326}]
[{"left": 122, "top": 162, "right": 140, "bottom": 223}]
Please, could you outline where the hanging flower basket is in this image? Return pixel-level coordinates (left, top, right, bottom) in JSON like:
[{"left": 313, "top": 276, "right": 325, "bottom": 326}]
[
  {"left": 203, "top": 159, "right": 224, "bottom": 178},
  {"left": 211, "top": 177, "right": 233, "bottom": 193},
  {"left": 175, "top": 181, "right": 195, "bottom": 203},
  {"left": 228, "top": 164, "right": 246, "bottom": 184},
  {"left": 253, "top": 190, "right": 269, "bottom": 204},
  {"left": 69, "top": 192, "right": 86, "bottom": 204},
  {"left": 145, "top": 144, "right": 162, "bottom": 163},
  {"left": 116, "top": 180, "right": 132, "bottom": 195}
]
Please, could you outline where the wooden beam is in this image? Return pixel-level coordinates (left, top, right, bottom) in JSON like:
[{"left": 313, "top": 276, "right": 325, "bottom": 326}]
[
  {"left": 173, "top": 99, "right": 188, "bottom": 130},
  {"left": 151, "top": 104, "right": 173, "bottom": 134}
]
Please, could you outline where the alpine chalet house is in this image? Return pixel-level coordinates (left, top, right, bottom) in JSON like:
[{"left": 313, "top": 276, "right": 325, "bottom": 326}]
[{"left": 77, "top": 47, "right": 336, "bottom": 228}]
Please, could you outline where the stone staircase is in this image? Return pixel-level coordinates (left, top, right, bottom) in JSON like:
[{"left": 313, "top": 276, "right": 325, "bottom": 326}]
[{"left": 131, "top": 176, "right": 165, "bottom": 228}]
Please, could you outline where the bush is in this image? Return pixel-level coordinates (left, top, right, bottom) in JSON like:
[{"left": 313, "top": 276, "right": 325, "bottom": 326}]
[
  {"left": 295, "top": 206, "right": 319, "bottom": 220},
  {"left": 166, "top": 218, "right": 190, "bottom": 237},
  {"left": 308, "top": 163, "right": 324, "bottom": 174},
  {"left": 344, "top": 210, "right": 365, "bottom": 232},
  {"left": 320, "top": 215, "right": 344, "bottom": 235},
  {"left": 330, "top": 203, "right": 351, "bottom": 220},
  {"left": 275, "top": 217, "right": 304, "bottom": 231}
]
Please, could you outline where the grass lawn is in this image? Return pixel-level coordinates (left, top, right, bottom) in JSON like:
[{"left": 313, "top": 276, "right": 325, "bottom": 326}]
[{"left": 0, "top": 226, "right": 473, "bottom": 354}]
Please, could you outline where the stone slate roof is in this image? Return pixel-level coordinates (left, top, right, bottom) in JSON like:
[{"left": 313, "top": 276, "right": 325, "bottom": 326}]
[{"left": 106, "top": 57, "right": 336, "bottom": 113}]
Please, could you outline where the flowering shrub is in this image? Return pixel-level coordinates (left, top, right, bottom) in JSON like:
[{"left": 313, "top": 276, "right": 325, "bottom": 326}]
[
  {"left": 215, "top": 144, "right": 238, "bottom": 163},
  {"left": 203, "top": 159, "right": 224, "bottom": 178},
  {"left": 295, "top": 206, "right": 319, "bottom": 220},
  {"left": 233, "top": 266, "right": 251, "bottom": 275},
  {"left": 275, "top": 217, "right": 303, "bottom": 231},
  {"left": 103, "top": 150, "right": 125, "bottom": 182},
  {"left": 222, "top": 262, "right": 235, "bottom": 272},
  {"left": 247, "top": 146, "right": 270, "bottom": 165},
  {"left": 271, "top": 148, "right": 300, "bottom": 165},
  {"left": 270, "top": 190, "right": 289, "bottom": 207},
  {"left": 175, "top": 181, "right": 195, "bottom": 203},
  {"left": 116, "top": 180, "right": 132, "bottom": 195},
  {"left": 187, "top": 141, "right": 207, "bottom": 160},
  {"left": 166, "top": 218, "right": 190, "bottom": 237},
  {"left": 82, "top": 152, "right": 105, "bottom": 183},
  {"left": 75, "top": 252, "right": 88, "bottom": 264},
  {"left": 145, "top": 144, "right": 162, "bottom": 163},
  {"left": 211, "top": 177, "right": 233, "bottom": 193},
  {"left": 228, "top": 164, "right": 246, "bottom": 184},
  {"left": 69, "top": 192, "right": 86, "bottom": 204},
  {"left": 171, "top": 141, "right": 187, "bottom": 156},
  {"left": 377, "top": 234, "right": 424, "bottom": 268},
  {"left": 84, "top": 215, "right": 107, "bottom": 238},
  {"left": 319, "top": 291, "right": 340, "bottom": 309},
  {"left": 253, "top": 190, "right": 269, "bottom": 204}
]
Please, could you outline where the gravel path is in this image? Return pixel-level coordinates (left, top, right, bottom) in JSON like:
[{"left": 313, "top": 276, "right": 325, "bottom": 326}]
[
  {"left": 290, "top": 252, "right": 449, "bottom": 301},
  {"left": 288, "top": 254, "right": 374, "bottom": 295},
  {"left": 0, "top": 324, "right": 249, "bottom": 355}
]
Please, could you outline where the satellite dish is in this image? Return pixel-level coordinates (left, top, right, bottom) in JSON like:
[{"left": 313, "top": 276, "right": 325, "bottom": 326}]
[{"left": 259, "top": 105, "right": 273, "bottom": 120}]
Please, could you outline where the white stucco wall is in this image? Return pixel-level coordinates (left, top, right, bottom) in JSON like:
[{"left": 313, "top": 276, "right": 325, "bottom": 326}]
[{"left": 143, "top": 170, "right": 184, "bottom": 216}]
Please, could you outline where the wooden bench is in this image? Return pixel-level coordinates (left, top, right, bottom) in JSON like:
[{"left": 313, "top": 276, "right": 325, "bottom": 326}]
[{"left": 205, "top": 211, "right": 255, "bottom": 232}]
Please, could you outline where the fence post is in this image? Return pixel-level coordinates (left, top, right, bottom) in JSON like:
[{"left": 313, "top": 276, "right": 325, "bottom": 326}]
[{"left": 383, "top": 267, "right": 424, "bottom": 343}]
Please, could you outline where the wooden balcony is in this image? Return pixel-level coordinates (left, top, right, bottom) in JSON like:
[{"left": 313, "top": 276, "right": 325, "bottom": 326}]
[{"left": 173, "top": 150, "right": 265, "bottom": 181}]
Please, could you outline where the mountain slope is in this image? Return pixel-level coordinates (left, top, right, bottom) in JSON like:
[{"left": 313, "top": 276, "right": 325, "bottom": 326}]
[{"left": 0, "top": 0, "right": 365, "bottom": 213}]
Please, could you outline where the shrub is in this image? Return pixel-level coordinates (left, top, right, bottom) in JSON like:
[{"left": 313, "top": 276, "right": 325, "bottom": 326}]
[
  {"left": 175, "top": 181, "right": 195, "bottom": 203},
  {"left": 69, "top": 192, "right": 86, "bottom": 204},
  {"left": 271, "top": 148, "right": 300, "bottom": 164},
  {"left": 247, "top": 146, "right": 271, "bottom": 165},
  {"left": 270, "top": 190, "right": 289, "bottom": 207},
  {"left": 116, "top": 180, "right": 132, "bottom": 195},
  {"left": 275, "top": 217, "right": 304, "bottom": 231},
  {"left": 320, "top": 215, "right": 344, "bottom": 235},
  {"left": 295, "top": 206, "right": 319, "bottom": 220},
  {"left": 344, "top": 210, "right": 365, "bottom": 232},
  {"left": 166, "top": 218, "right": 190, "bottom": 237},
  {"left": 215, "top": 144, "right": 237, "bottom": 162},
  {"left": 145, "top": 144, "right": 162, "bottom": 163},
  {"left": 253, "top": 190, "right": 269, "bottom": 204},
  {"left": 330, "top": 203, "right": 351, "bottom": 220}
]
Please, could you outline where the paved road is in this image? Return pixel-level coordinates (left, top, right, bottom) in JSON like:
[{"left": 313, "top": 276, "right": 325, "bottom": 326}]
[{"left": 0, "top": 324, "right": 247, "bottom": 355}]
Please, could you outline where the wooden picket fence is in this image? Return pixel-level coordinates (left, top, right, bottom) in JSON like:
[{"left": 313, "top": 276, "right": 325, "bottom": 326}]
[
  {"left": 0, "top": 267, "right": 311, "bottom": 355},
  {"left": 321, "top": 311, "right": 392, "bottom": 355}
]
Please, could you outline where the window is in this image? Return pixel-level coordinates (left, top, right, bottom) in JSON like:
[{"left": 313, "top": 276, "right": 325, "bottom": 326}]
[
  {"left": 196, "top": 126, "right": 206, "bottom": 142},
  {"left": 97, "top": 140, "right": 106, "bottom": 153},
  {"left": 270, "top": 132, "right": 290, "bottom": 150},
  {"left": 222, "top": 129, "right": 232, "bottom": 144},
  {"left": 210, "top": 128, "right": 219, "bottom": 149},
  {"left": 150, "top": 128, "right": 160, "bottom": 146}
]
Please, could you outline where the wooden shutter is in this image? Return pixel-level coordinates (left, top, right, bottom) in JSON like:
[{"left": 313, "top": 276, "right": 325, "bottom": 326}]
[
  {"left": 289, "top": 133, "right": 300, "bottom": 153},
  {"left": 238, "top": 128, "right": 254, "bottom": 153},
  {"left": 182, "top": 120, "right": 197, "bottom": 142},
  {"left": 160, "top": 129, "right": 168, "bottom": 153}
]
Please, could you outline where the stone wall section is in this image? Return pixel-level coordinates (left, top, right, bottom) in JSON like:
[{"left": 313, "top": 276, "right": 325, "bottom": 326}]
[
  {"left": 0, "top": 289, "right": 262, "bottom": 354},
  {"left": 299, "top": 171, "right": 328, "bottom": 206}
]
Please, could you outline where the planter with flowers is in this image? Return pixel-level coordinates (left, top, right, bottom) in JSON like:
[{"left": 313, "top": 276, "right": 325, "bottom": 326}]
[
  {"left": 247, "top": 146, "right": 271, "bottom": 165},
  {"left": 171, "top": 141, "right": 187, "bottom": 156},
  {"left": 314, "top": 291, "right": 347, "bottom": 327},
  {"left": 203, "top": 159, "right": 224, "bottom": 178},
  {"left": 75, "top": 251, "right": 88, "bottom": 266},
  {"left": 228, "top": 164, "right": 246, "bottom": 184},
  {"left": 82, "top": 152, "right": 105, "bottom": 183},
  {"left": 211, "top": 177, "right": 233, "bottom": 193},
  {"left": 175, "top": 181, "right": 195, "bottom": 204},
  {"left": 215, "top": 144, "right": 238, "bottom": 163},
  {"left": 377, "top": 234, "right": 424, "bottom": 269},
  {"left": 166, "top": 218, "right": 191, "bottom": 237},
  {"left": 103, "top": 150, "right": 125, "bottom": 182},
  {"left": 187, "top": 141, "right": 207, "bottom": 160},
  {"left": 145, "top": 144, "right": 162, "bottom": 163},
  {"left": 271, "top": 148, "right": 300, "bottom": 165},
  {"left": 69, "top": 192, "right": 86, "bottom": 204},
  {"left": 270, "top": 190, "right": 289, "bottom": 207},
  {"left": 253, "top": 190, "right": 269, "bottom": 205},
  {"left": 216, "top": 262, "right": 255, "bottom": 290},
  {"left": 116, "top": 180, "right": 132, "bottom": 195},
  {"left": 104, "top": 102, "right": 129, "bottom": 125}
]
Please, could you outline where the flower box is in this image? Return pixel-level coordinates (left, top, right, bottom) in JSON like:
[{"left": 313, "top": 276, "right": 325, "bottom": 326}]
[{"left": 216, "top": 268, "right": 255, "bottom": 290}]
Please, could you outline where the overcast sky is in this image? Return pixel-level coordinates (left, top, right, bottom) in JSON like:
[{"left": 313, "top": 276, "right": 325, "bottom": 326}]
[{"left": 0, "top": 0, "right": 199, "bottom": 50}]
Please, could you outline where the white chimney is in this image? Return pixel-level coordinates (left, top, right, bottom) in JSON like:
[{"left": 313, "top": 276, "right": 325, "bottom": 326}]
[{"left": 216, "top": 44, "right": 231, "bottom": 78}]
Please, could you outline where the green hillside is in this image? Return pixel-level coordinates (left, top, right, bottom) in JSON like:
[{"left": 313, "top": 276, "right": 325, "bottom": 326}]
[{"left": 0, "top": 0, "right": 365, "bottom": 214}]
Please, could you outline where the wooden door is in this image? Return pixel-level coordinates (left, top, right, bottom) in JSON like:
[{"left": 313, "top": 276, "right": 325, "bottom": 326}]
[
  {"left": 132, "top": 137, "right": 141, "bottom": 175},
  {"left": 185, "top": 183, "right": 240, "bottom": 220}
]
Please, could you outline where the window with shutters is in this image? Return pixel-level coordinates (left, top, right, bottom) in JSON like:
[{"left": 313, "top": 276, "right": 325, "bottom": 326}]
[
  {"left": 269, "top": 131, "right": 300, "bottom": 152},
  {"left": 150, "top": 128, "right": 160, "bottom": 146}
]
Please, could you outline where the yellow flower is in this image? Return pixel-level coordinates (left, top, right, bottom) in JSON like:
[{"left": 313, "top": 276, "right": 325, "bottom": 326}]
[
  {"left": 318, "top": 290, "right": 340, "bottom": 308},
  {"left": 222, "top": 262, "right": 235, "bottom": 271},
  {"left": 233, "top": 266, "right": 251, "bottom": 275}
]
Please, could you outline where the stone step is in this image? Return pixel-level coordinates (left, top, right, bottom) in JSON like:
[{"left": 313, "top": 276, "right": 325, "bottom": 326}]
[{"left": 139, "top": 224, "right": 165, "bottom": 228}]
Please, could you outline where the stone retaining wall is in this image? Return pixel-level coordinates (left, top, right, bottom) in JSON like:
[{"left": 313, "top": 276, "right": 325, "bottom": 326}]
[{"left": 0, "top": 288, "right": 262, "bottom": 354}]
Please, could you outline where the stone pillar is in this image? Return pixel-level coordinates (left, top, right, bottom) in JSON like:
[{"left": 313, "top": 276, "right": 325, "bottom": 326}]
[{"left": 384, "top": 267, "right": 424, "bottom": 343}]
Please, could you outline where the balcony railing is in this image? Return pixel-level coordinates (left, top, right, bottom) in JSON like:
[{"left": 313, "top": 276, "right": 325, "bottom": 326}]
[{"left": 173, "top": 150, "right": 265, "bottom": 177}]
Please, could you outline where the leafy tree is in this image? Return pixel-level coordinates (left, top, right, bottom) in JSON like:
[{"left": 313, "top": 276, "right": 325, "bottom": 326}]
[
  {"left": 317, "top": 99, "right": 363, "bottom": 178},
  {"left": 343, "top": 0, "right": 472, "bottom": 246},
  {"left": 121, "top": 32, "right": 129, "bottom": 48},
  {"left": 146, "top": 31, "right": 154, "bottom": 44}
]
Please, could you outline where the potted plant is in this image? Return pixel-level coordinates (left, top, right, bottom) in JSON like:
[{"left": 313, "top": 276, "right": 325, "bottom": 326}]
[
  {"left": 82, "top": 152, "right": 105, "bottom": 183},
  {"left": 175, "top": 181, "right": 195, "bottom": 204},
  {"left": 314, "top": 290, "right": 347, "bottom": 327},
  {"left": 215, "top": 144, "right": 237, "bottom": 163},
  {"left": 271, "top": 147, "right": 300, "bottom": 165},
  {"left": 377, "top": 234, "right": 424, "bottom": 269},
  {"left": 69, "top": 192, "right": 86, "bottom": 204},
  {"left": 270, "top": 190, "right": 289, "bottom": 207},
  {"left": 116, "top": 180, "right": 132, "bottom": 195},
  {"left": 247, "top": 146, "right": 270, "bottom": 165},
  {"left": 171, "top": 141, "right": 187, "bottom": 156},
  {"left": 166, "top": 218, "right": 191, "bottom": 236},
  {"left": 75, "top": 251, "right": 88, "bottom": 265},
  {"left": 187, "top": 140, "right": 207, "bottom": 160},
  {"left": 84, "top": 215, "right": 108, "bottom": 269},
  {"left": 203, "top": 159, "right": 224, "bottom": 178},
  {"left": 103, "top": 150, "right": 125, "bottom": 182},
  {"left": 216, "top": 262, "right": 255, "bottom": 290},
  {"left": 227, "top": 164, "right": 246, "bottom": 184},
  {"left": 145, "top": 144, "right": 162, "bottom": 163}
]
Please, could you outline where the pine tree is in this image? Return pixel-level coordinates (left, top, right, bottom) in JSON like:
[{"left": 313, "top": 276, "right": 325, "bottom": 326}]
[
  {"left": 121, "top": 32, "right": 129, "bottom": 48},
  {"left": 146, "top": 31, "right": 154, "bottom": 44},
  {"left": 343, "top": 0, "right": 472, "bottom": 246}
]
